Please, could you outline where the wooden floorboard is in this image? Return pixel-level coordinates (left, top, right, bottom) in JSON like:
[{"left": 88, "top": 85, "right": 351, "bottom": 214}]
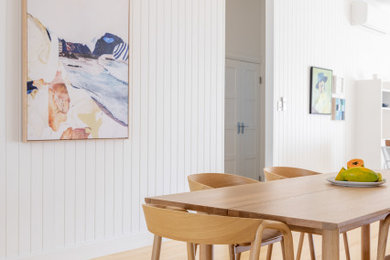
[{"left": 95, "top": 223, "right": 390, "bottom": 259}]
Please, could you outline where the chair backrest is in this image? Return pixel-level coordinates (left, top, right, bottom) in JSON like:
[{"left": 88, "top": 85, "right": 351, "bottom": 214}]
[
  {"left": 264, "top": 167, "right": 320, "bottom": 181},
  {"left": 187, "top": 173, "right": 258, "bottom": 191},
  {"left": 143, "top": 204, "right": 263, "bottom": 245}
]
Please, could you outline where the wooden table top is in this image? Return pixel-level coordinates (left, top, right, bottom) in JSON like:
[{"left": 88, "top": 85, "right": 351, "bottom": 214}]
[{"left": 145, "top": 171, "right": 390, "bottom": 233}]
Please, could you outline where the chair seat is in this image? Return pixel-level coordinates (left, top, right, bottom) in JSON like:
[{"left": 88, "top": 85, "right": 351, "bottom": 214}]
[
  {"left": 235, "top": 229, "right": 282, "bottom": 254},
  {"left": 239, "top": 229, "right": 281, "bottom": 245},
  {"left": 262, "top": 229, "right": 282, "bottom": 244}
]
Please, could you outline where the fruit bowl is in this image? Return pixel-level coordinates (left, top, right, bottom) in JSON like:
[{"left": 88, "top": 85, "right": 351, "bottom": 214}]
[
  {"left": 329, "top": 159, "right": 385, "bottom": 187},
  {"left": 327, "top": 177, "right": 386, "bottom": 188}
]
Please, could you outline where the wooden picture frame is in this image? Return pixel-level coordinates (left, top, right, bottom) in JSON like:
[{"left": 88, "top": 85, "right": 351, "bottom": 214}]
[
  {"left": 309, "top": 67, "right": 333, "bottom": 115},
  {"left": 23, "top": 0, "right": 130, "bottom": 142}
]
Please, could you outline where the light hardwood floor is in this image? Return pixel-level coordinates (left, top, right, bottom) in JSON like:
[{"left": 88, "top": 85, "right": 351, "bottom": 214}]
[{"left": 96, "top": 223, "right": 390, "bottom": 260}]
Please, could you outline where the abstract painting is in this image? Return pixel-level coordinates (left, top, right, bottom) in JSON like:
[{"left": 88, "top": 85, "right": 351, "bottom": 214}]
[
  {"left": 332, "top": 98, "right": 346, "bottom": 121},
  {"left": 310, "top": 67, "right": 333, "bottom": 115},
  {"left": 23, "top": 0, "right": 129, "bottom": 141}
]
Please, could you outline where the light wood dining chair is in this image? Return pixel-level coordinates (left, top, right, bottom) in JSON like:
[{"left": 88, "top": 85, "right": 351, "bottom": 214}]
[
  {"left": 264, "top": 167, "right": 351, "bottom": 260},
  {"left": 263, "top": 167, "right": 320, "bottom": 181},
  {"left": 188, "top": 172, "right": 259, "bottom": 191},
  {"left": 188, "top": 173, "right": 283, "bottom": 260},
  {"left": 143, "top": 204, "right": 295, "bottom": 260},
  {"left": 377, "top": 214, "right": 390, "bottom": 260}
]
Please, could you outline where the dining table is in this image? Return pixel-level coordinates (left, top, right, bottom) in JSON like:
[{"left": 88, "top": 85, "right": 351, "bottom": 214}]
[{"left": 145, "top": 171, "right": 390, "bottom": 260}]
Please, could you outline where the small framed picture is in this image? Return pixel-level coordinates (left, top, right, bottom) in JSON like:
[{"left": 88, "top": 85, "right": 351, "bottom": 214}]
[
  {"left": 332, "top": 76, "right": 345, "bottom": 97},
  {"left": 332, "top": 98, "right": 346, "bottom": 121},
  {"left": 310, "top": 67, "right": 333, "bottom": 115}
]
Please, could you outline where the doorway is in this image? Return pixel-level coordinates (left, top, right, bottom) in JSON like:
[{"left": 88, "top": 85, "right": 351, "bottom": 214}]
[
  {"left": 224, "top": 0, "right": 266, "bottom": 180},
  {"left": 225, "top": 59, "right": 263, "bottom": 180}
]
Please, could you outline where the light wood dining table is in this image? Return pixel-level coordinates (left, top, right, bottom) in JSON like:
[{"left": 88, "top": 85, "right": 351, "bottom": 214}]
[{"left": 145, "top": 171, "right": 390, "bottom": 260}]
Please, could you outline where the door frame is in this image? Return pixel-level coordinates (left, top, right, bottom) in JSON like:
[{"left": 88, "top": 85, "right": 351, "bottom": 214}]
[
  {"left": 264, "top": 0, "right": 274, "bottom": 167},
  {"left": 224, "top": 0, "right": 274, "bottom": 178}
]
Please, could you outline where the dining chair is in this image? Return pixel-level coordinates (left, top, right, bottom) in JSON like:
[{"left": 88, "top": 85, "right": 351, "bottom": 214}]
[
  {"left": 264, "top": 167, "right": 351, "bottom": 260},
  {"left": 377, "top": 214, "right": 390, "bottom": 260},
  {"left": 263, "top": 167, "right": 320, "bottom": 181},
  {"left": 143, "top": 204, "right": 295, "bottom": 260},
  {"left": 188, "top": 173, "right": 283, "bottom": 260}
]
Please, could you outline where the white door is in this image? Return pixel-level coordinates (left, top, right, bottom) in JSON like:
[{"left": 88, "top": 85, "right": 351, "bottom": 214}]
[{"left": 225, "top": 59, "right": 262, "bottom": 180}]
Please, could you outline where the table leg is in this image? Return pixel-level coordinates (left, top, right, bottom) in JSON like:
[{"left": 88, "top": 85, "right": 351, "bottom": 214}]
[
  {"left": 200, "top": 244, "right": 213, "bottom": 260},
  {"left": 361, "top": 224, "right": 370, "bottom": 260},
  {"left": 322, "top": 229, "right": 339, "bottom": 260}
]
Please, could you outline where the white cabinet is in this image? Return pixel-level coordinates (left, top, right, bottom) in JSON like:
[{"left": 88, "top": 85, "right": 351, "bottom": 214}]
[{"left": 355, "top": 79, "right": 390, "bottom": 169}]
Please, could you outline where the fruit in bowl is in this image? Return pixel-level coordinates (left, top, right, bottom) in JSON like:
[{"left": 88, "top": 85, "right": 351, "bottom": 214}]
[
  {"left": 347, "top": 159, "right": 364, "bottom": 168},
  {"left": 335, "top": 159, "right": 383, "bottom": 182}
]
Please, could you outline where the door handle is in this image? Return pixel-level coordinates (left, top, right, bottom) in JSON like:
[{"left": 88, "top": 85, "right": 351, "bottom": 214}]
[
  {"left": 240, "top": 122, "right": 248, "bottom": 134},
  {"left": 237, "top": 122, "right": 241, "bottom": 134}
]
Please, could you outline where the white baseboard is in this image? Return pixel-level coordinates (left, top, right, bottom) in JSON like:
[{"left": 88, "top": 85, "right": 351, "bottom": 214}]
[{"left": 10, "top": 232, "right": 154, "bottom": 260}]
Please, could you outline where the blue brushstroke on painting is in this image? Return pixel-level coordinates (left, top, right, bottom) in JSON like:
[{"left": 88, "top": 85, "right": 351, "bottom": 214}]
[
  {"left": 62, "top": 57, "right": 128, "bottom": 126},
  {"left": 113, "top": 43, "right": 129, "bottom": 61}
]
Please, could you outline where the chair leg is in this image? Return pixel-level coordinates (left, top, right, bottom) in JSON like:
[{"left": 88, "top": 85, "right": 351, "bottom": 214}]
[
  {"left": 187, "top": 242, "right": 195, "bottom": 260},
  {"left": 342, "top": 232, "right": 351, "bottom": 260},
  {"left": 281, "top": 234, "right": 295, "bottom": 260},
  {"left": 228, "top": 245, "right": 235, "bottom": 260},
  {"left": 308, "top": 234, "right": 316, "bottom": 260},
  {"left": 266, "top": 243, "right": 273, "bottom": 260},
  {"left": 281, "top": 239, "right": 286, "bottom": 260},
  {"left": 296, "top": 232, "right": 305, "bottom": 260},
  {"left": 249, "top": 227, "right": 264, "bottom": 260},
  {"left": 151, "top": 235, "right": 162, "bottom": 260},
  {"left": 378, "top": 218, "right": 390, "bottom": 260}
]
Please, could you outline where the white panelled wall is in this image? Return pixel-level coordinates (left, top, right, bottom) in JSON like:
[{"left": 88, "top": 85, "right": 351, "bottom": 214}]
[
  {"left": 0, "top": 0, "right": 225, "bottom": 259},
  {"left": 272, "top": 0, "right": 390, "bottom": 172}
]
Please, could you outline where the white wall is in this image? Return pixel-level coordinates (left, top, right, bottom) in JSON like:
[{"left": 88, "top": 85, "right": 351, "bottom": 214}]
[
  {"left": 272, "top": 0, "right": 390, "bottom": 172},
  {"left": 0, "top": 0, "right": 225, "bottom": 259},
  {"left": 226, "top": 0, "right": 263, "bottom": 62}
]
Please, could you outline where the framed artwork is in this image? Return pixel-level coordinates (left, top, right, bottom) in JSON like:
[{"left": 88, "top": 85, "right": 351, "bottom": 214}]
[
  {"left": 310, "top": 67, "right": 333, "bottom": 115},
  {"left": 332, "top": 98, "right": 346, "bottom": 121},
  {"left": 332, "top": 75, "right": 345, "bottom": 97},
  {"left": 23, "top": 0, "right": 129, "bottom": 141}
]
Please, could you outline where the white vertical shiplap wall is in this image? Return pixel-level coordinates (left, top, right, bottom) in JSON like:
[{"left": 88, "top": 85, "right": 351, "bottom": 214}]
[
  {"left": 0, "top": 0, "right": 6, "bottom": 258},
  {"left": 0, "top": 0, "right": 225, "bottom": 259},
  {"left": 272, "top": 0, "right": 390, "bottom": 172}
]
